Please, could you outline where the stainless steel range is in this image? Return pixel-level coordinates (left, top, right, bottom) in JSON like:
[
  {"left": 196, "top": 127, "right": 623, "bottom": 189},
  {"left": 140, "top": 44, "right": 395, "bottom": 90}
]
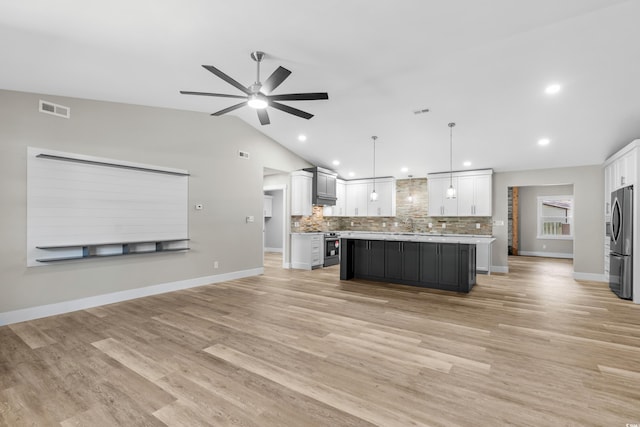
[{"left": 323, "top": 232, "right": 340, "bottom": 267}]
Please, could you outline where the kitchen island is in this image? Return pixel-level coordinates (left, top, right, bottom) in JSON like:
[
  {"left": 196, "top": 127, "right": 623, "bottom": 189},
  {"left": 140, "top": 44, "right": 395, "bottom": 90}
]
[{"left": 340, "top": 232, "right": 490, "bottom": 293}]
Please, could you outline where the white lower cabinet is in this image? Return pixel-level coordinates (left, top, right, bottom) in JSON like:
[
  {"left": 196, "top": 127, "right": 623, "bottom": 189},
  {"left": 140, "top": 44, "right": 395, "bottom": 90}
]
[{"left": 291, "top": 233, "right": 323, "bottom": 270}]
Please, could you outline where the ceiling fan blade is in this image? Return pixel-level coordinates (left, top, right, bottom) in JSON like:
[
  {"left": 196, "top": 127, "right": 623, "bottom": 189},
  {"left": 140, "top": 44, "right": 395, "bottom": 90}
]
[
  {"left": 202, "top": 65, "right": 251, "bottom": 95},
  {"left": 270, "top": 101, "right": 314, "bottom": 120},
  {"left": 268, "top": 92, "right": 329, "bottom": 101},
  {"left": 211, "top": 102, "right": 247, "bottom": 116},
  {"left": 180, "top": 91, "right": 247, "bottom": 99},
  {"left": 260, "top": 66, "right": 292, "bottom": 94},
  {"left": 257, "top": 109, "right": 270, "bottom": 125}
]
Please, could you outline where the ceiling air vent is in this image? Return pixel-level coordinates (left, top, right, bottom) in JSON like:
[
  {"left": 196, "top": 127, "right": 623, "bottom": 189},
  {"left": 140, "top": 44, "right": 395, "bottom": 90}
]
[
  {"left": 39, "top": 100, "right": 70, "bottom": 119},
  {"left": 238, "top": 150, "right": 250, "bottom": 159}
]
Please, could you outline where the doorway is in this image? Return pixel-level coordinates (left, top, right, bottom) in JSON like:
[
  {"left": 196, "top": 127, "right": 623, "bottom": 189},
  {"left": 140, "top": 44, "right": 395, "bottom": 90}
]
[
  {"left": 263, "top": 168, "right": 289, "bottom": 269},
  {"left": 508, "top": 184, "right": 574, "bottom": 264}
]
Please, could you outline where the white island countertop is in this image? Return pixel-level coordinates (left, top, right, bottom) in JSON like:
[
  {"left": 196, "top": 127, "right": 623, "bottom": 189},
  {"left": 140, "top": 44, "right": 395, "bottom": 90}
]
[{"left": 338, "top": 231, "right": 495, "bottom": 244}]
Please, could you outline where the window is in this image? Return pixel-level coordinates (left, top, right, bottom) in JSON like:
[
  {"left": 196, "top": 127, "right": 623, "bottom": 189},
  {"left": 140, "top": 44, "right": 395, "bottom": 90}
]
[{"left": 537, "top": 195, "right": 573, "bottom": 239}]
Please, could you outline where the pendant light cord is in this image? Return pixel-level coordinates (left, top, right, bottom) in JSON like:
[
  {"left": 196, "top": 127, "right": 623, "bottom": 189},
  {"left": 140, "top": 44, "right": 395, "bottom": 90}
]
[
  {"left": 448, "top": 123, "right": 455, "bottom": 185},
  {"left": 372, "top": 136, "right": 377, "bottom": 192}
]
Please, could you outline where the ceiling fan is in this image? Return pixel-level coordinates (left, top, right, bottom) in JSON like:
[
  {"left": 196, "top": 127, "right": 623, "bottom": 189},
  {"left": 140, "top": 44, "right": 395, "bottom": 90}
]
[{"left": 180, "top": 51, "right": 329, "bottom": 125}]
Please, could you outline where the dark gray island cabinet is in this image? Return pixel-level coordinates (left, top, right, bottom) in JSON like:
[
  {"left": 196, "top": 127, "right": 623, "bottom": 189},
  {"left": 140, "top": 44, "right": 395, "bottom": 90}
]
[{"left": 340, "top": 238, "right": 476, "bottom": 293}]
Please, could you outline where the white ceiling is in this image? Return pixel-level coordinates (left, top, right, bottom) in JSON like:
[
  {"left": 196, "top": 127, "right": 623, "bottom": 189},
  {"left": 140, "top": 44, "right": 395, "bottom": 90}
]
[{"left": 2, "top": 0, "right": 640, "bottom": 179}]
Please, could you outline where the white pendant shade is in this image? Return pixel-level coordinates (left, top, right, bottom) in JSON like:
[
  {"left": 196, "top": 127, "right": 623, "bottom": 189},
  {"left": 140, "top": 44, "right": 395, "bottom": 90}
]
[{"left": 446, "top": 184, "right": 456, "bottom": 199}]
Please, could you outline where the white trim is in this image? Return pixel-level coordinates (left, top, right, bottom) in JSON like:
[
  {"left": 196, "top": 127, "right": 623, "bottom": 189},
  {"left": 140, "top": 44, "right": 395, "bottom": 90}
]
[
  {"left": 519, "top": 251, "right": 574, "bottom": 259},
  {"left": 283, "top": 262, "right": 291, "bottom": 269},
  {"left": 491, "top": 265, "right": 509, "bottom": 274},
  {"left": 264, "top": 247, "right": 283, "bottom": 253},
  {"left": 573, "top": 272, "right": 607, "bottom": 282},
  {"left": 0, "top": 267, "right": 263, "bottom": 326}
]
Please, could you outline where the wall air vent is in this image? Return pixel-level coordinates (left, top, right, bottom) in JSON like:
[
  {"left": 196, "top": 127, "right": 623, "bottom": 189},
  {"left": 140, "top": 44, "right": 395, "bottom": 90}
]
[
  {"left": 238, "top": 150, "right": 250, "bottom": 159},
  {"left": 39, "top": 100, "right": 70, "bottom": 119}
]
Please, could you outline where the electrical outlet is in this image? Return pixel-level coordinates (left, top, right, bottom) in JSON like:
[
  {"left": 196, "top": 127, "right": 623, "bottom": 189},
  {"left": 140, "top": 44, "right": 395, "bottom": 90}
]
[
  {"left": 394, "top": 222, "right": 398, "bottom": 227},
  {"left": 294, "top": 221, "right": 299, "bottom": 227},
  {"left": 441, "top": 223, "right": 446, "bottom": 229},
  {"left": 476, "top": 223, "right": 481, "bottom": 229},
  {"left": 542, "top": 244, "right": 546, "bottom": 249},
  {"left": 428, "top": 223, "right": 433, "bottom": 228},
  {"left": 382, "top": 222, "right": 386, "bottom": 227},
  {"left": 214, "top": 261, "right": 219, "bottom": 269},
  {"left": 351, "top": 221, "right": 354, "bottom": 226}
]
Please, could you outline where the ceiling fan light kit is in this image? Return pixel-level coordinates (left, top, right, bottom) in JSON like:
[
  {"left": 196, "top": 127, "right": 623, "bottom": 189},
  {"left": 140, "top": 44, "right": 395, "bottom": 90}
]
[{"left": 180, "top": 51, "right": 328, "bottom": 125}]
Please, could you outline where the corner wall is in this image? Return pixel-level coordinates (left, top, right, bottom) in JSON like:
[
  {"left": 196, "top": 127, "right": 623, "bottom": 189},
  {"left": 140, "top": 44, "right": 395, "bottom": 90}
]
[{"left": 0, "top": 89, "right": 310, "bottom": 322}]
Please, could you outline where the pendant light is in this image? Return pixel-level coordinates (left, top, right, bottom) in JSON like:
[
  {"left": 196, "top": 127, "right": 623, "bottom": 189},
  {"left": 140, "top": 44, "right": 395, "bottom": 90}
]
[
  {"left": 446, "top": 122, "right": 457, "bottom": 199},
  {"left": 407, "top": 174, "right": 414, "bottom": 202},
  {"left": 370, "top": 136, "right": 378, "bottom": 201}
]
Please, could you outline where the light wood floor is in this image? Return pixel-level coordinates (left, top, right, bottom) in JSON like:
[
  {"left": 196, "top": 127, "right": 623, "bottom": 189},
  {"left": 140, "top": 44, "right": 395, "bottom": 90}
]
[{"left": 2, "top": 255, "right": 640, "bottom": 426}]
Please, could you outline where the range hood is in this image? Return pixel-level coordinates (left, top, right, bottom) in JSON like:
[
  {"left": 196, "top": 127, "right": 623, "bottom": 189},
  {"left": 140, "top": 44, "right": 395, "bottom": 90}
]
[{"left": 303, "top": 166, "right": 338, "bottom": 206}]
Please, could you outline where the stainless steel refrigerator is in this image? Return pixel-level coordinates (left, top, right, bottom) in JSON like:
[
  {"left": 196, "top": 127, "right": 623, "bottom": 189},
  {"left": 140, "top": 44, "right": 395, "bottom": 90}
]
[{"left": 609, "top": 186, "right": 633, "bottom": 299}]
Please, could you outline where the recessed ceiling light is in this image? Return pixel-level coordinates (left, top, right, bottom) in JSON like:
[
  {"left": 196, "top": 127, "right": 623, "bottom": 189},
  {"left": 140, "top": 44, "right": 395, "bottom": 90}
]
[
  {"left": 400, "top": 167, "right": 409, "bottom": 173},
  {"left": 463, "top": 161, "right": 471, "bottom": 167},
  {"left": 538, "top": 138, "right": 551, "bottom": 146},
  {"left": 298, "top": 134, "right": 307, "bottom": 142},
  {"left": 348, "top": 171, "right": 355, "bottom": 177},
  {"left": 332, "top": 160, "right": 340, "bottom": 166},
  {"left": 544, "top": 83, "right": 561, "bottom": 95}
]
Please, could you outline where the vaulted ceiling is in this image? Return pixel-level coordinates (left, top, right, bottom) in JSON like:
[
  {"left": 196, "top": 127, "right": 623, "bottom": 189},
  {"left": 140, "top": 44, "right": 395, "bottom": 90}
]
[{"left": 1, "top": 1, "right": 639, "bottom": 178}]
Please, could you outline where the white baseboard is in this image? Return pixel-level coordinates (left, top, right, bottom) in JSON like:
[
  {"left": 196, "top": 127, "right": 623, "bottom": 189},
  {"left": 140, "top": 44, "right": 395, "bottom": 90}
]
[
  {"left": 519, "top": 251, "right": 574, "bottom": 259},
  {"left": 491, "top": 265, "right": 509, "bottom": 274},
  {"left": 264, "top": 247, "right": 283, "bottom": 253},
  {"left": 573, "top": 272, "right": 607, "bottom": 282},
  {"left": 0, "top": 267, "right": 264, "bottom": 326}
]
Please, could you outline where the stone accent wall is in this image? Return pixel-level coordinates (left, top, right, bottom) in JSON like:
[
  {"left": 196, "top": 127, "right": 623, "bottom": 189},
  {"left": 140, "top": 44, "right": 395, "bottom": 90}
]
[{"left": 291, "top": 178, "right": 493, "bottom": 235}]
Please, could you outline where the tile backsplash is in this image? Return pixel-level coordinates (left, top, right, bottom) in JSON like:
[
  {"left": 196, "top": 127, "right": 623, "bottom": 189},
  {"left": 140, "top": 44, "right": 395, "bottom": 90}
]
[{"left": 291, "top": 178, "right": 493, "bottom": 235}]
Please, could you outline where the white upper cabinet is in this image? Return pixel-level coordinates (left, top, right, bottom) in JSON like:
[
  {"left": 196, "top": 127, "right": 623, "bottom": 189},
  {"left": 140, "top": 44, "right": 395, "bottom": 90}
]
[
  {"left": 428, "top": 176, "right": 458, "bottom": 216},
  {"left": 263, "top": 195, "right": 273, "bottom": 217},
  {"left": 346, "top": 181, "right": 369, "bottom": 216},
  {"left": 344, "top": 177, "right": 396, "bottom": 217},
  {"left": 428, "top": 170, "right": 492, "bottom": 217},
  {"left": 290, "top": 171, "right": 312, "bottom": 216},
  {"left": 605, "top": 141, "right": 639, "bottom": 195},
  {"left": 367, "top": 178, "right": 396, "bottom": 216},
  {"left": 324, "top": 179, "right": 347, "bottom": 217},
  {"left": 457, "top": 172, "right": 492, "bottom": 216}
]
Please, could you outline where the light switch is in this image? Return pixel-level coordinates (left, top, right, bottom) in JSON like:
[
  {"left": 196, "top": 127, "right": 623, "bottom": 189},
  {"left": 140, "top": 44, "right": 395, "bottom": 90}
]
[{"left": 246, "top": 216, "right": 255, "bottom": 223}]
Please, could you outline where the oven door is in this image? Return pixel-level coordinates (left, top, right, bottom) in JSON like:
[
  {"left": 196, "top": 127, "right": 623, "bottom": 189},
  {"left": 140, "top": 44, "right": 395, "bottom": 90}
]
[{"left": 325, "top": 238, "right": 339, "bottom": 258}]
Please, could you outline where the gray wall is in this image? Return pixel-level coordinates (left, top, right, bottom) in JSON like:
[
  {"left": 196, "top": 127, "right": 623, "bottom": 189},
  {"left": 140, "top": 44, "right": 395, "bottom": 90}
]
[
  {"left": 493, "top": 166, "right": 603, "bottom": 277},
  {"left": 518, "top": 185, "right": 574, "bottom": 257},
  {"left": 0, "top": 89, "right": 310, "bottom": 314},
  {"left": 264, "top": 190, "right": 284, "bottom": 251}
]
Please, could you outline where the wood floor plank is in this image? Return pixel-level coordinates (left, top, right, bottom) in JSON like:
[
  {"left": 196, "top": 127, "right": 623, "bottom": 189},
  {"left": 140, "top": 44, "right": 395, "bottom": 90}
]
[{"left": 1, "top": 254, "right": 640, "bottom": 425}]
